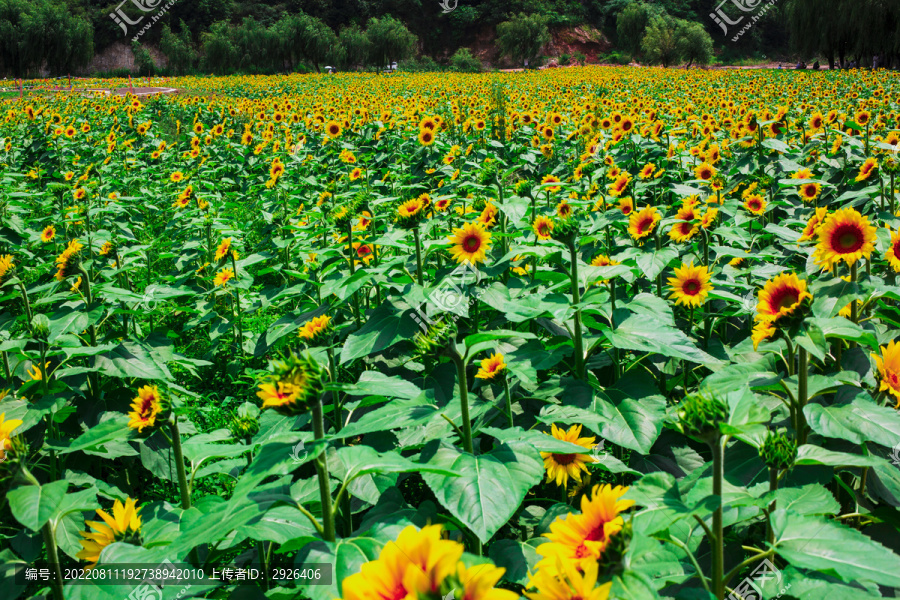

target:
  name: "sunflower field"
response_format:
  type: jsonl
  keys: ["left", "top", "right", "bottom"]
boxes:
{"left": 3, "top": 67, "right": 900, "bottom": 600}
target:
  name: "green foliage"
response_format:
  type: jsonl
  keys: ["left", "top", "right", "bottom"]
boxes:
{"left": 0, "top": 0, "right": 93, "bottom": 77}
{"left": 159, "top": 22, "right": 197, "bottom": 75}
{"left": 398, "top": 55, "right": 443, "bottom": 73}
{"left": 617, "top": 2, "right": 650, "bottom": 60}
{"left": 131, "top": 42, "right": 156, "bottom": 76}
{"left": 337, "top": 24, "right": 371, "bottom": 70}
{"left": 201, "top": 21, "right": 237, "bottom": 75}
{"left": 641, "top": 15, "right": 712, "bottom": 67}
{"left": 496, "top": 12, "right": 551, "bottom": 66}
{"left": 678, "top": 19, "right": 714, "bottom": 66}
{"left": 449, "top": 47, "right": 482, "bottom": 72}
{"left": 366, "top": 14, "right": 418, "bottom": 70}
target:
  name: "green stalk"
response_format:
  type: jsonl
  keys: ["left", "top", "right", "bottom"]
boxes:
{"left": 413, "top": 226, "right": 424, "bottom": 287}
{"left": 17, "top": 281, "right": 33, "bottom": 327}
{"left": 230, "top": 253, "right": 244, "bottom": 354}
{"left": 311, "top": 394, "right": 336, "bottom": 541}
{"left": 655, "top": 232, "right": 663, "bottom": 297}
{"left": 502, "top": 374, "right": 513, "bottom": 428}
{"left": 710, "top": 435, "right": 725, "bottom": 600}
{"left": 169, "top": 417, "right": 191, "bottom": 510}
{"left": 42, "top": 520, "right": 65, "bottom": 600}
{"left": 449, "top": 350, "right": 474, "bottom": 454}
{"left": 766, "top": 466, "right": 778, "bottom": 546}
{"left": 798, "top": 346, "right": 809, "bottom": 445}
{"left": 568, "top": 242, "right": 585, "bottom": 379}
{"left": 346, "top": 219, "right": 362, "bottom": 327}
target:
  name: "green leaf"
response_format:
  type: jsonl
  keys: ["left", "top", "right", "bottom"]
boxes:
{"left": 340, "top": 303, "right": 420, "bottom": 363}
{"left": 488, "top": 538, "right": 542, "bottom": 586}
{"left": 339, "top": 371, "right": 422, "bottom": 400}
{"left": 635, "top": 247, "right": 678, "bottom": 281}
{"left": 47, "top": 415, "right": 135, "bottom": 456}
{"left": 295, "top": 538, "right": 384, "bottom": 600}
{"left": 8, "top": 480, "right": 69, "bottom": 532}
{"left": 331, "top": 445, "right": 460, "bottom": 482}
{"left": 599, "top": 314, "right": 723, "bottom": 366}
{"left": 420, "top": 440, "right": 544, "bottom": 543}
{"left": 804, "top": 397, "right": 900, "bottom": 447}
{"left": 772, "top": 509, "right": 900, "bottom": 588}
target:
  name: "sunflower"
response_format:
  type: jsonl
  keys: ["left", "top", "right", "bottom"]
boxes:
{"left": 448, "top": 222, "right": 491, "bottom": 265}
{"left": 479, "top": 203, "right": 499, "bottom": 227}
{"left": 127, "top": 385, "right": 163, "bottom": 432}
{"left": 55, "top": 239, "right": 83, "bottom": 281}
{"left": 434, "top": 197, "right": 452, "bottom": 212}
{"left": 541, "top": 174, "right": 562, "bottom": 193}
{"left": 540, "top": 424, "right": 596, "bottom": 488}
{"left": 856, "top": 158, "right": 878, "bottom": 182}
{"left": 73, "top": 187, "right": 86, "bottom": 200}
{"left": 744, "top": 194, "right": 766, "bottom": 215}
{"left": 214, "top": 267, "right": 235, "bottom": 286}
{"left": 353, "top": 241, "right": 375, "bottom": 265}
{"left": 256, "top": 354, "right": 323, "bottom": 415}
{"left": 0, "top": 412, "right": 23, "bottom": 461}
{"left": 700, "top": 208, "right": 718, "bottom": 228}
{"left": 215, "top": 238, "right": 232, "bottom": 261}
{"left": 751, "top": 321, "right": 776, "bottom": 350}
{"left": 341, "top": 525, "right": 464, "bottom": 600}
{"left": 667, "top": 262, "right": 712, "bottom": 307}
{"left": 608, "top": 174, "right": 631, "bottom": 197}
{"left": 798, "top": 207, "right": 828, "bottom": 243}
{"left": 454, "top": 562, "right": 519, "bottom": 600}
{"left": 798, "top": 182, "right": 821, "bottom": 203}
{"left": 535, "top": 484, "right": 634, "bottom": 574}
{"left": 590, "top": 254, "right": 620, "bottom": 286}
{"left": 77, "top": 498, "right": 143, "bottom": 569}
{"left": 349, "top": 167, "right": 363, "bottom": 181}
{"left": 39, "top": 224, "right": 55, "bottom": 243}
{"left": 526, "top": 560, "right": 611, "bottom": 600}
{"left": 812, "top": 208, "right": 877, "bottom": 271}
{"left": 618, "top": 196, "right": 634, "bottom": 215}
{"left": 756, "top": 272, "right": 812, "bottom": 323}
{"left": 170, "top": 171, "right": 184, "bottom": 183}
{"left": 397, "top": 198, "right": 425, "bottom": 219}
{"left": 475, "top": 353, "right": 506, "bottom": 380}
{"left": 885, "top": 228, "right": 900, "bottom": 272}
{"left": 418, "top": 128, "right": 435, "bottom": 146}
{"left": 873, "top": 340, "right": 900, "bottom": 407}
{"left": 534, "top": 216, "right": 554, "bottom": 240}
{"left": 325, "top": 121, "right": 342, "bottom": 138}
{"left": 694, "top": 162, "right": 716, "bottom": 181}
{"left": 298, "top": 315, "right": 332, "bottom": 342}
{"left": 627, "top": 206, "right": 661, "bottom": 241}
{"left": 638, "top": 163, "right": 656, "bottom": 180}
{"left": 669, "top": 220, "right": 699, "bottom": 243}
{"left": 556, "top": 200, "right": 572, "bottom": 219}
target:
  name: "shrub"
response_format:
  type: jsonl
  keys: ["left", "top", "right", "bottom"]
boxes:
{"left": 449, "top": 48, "right": 482, "bottom": 73}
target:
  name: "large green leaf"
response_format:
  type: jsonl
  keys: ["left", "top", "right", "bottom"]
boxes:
{"left": 804, "top": 397, "right": 900, "bottom": 447}
{"left": 420, "top": 440, "right": 544, "bottom": 543}
{"left": 340, "top": 303, "right": 420, "bottom": 363}
{"left": 772, "top": 509, "right": 900, "bottom": 588}
{"left": 599, "top": 314, "right": 723, "bottom": 366}
{"left": 46, "top": 414, "right": 135, "bottom": 456}
{"left": 8, "top": 480, "right": 69, "bottom": 532}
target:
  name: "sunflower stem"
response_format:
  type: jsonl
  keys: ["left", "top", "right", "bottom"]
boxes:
{"left": 798, "top": 346, "right": 809, "bottom": 445}
{"left": 502, "top": 373, "right": 513, "bottom": 428}
{"left": 346, "top": 219, "right": 362, "bottom": 328}
{"left": 766, "top": 466, "right": 778, "bottom": 547}
{"left": 42, "top": 519, "right": 65, "bottom": 600}
{"left": 413, "top": 226, "right": 424, "bottom": 287}
{"left": 449, "top": 349, "right": 475, "bottom": 455}
{"left": 850, "top": 262, "right": 859, "bottom": 348}
{"left": 169, "top": 416, "right": 191, "bottom": 510}
{"left": 311, "top": 394, "right": 336, "bottom": 542}
{"left": 710, "top": 434, "right": 725, "bottom": 600}
{"left": 568, "top": 242, "right": 585, "bottom": 380}
{"left": 230, "top": 252, "right": 244, "bottom": 356}
{"left": 16, "top": 281, "right": 33, "bottom": 328}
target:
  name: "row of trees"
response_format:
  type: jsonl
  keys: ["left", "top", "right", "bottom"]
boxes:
{"left": 616, "top": 2, "right": 713, "bottom": 67}
{"left": 786, "top": 0, "right": 900, "bottom": 69}
{"left": 0, "top": 0, "right": 93, "bottom": 78}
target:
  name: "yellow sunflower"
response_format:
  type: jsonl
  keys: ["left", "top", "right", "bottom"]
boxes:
{"left": 667, "top": 262, "right": 712, "bottom": 307}
{"left": 885, "top": 228, "right": 900, "bottom": 272}
{"left": 127, "top": 385, "right": 163, "bottom": 432}
{"left": 447, "top": 222, "right": 492, "bottom": 265}
{"left": 41, "top": 225, "right": 56, "bottom": 242}
{"left": 77, "top": 498, "right": 143, "bottom": 569}
{"left": 534, "top": 216, "right": 554, "bottom": 240}
{"left": 856, "top": 158, "right": 878, "bottom": 182}
{"left": 756, "top": 272, "right": 812, "bottom": 323}
{"left": 812, "top": 208, "right": 877, "bottom": 272}
{"left": 798, "top": 207, "right": 828, "bottom": 243}
{"left": 475, "top": 353, "right": 506, "bottom": 380}
{"left": 214, "top": 267, "right": 235, "bottom": 286}
{"left": 873, "top": 340, "right": 900, "bottom": 407}
{"left": 627, "top": 206, "right": 661, "bottom": 241}
{"left": 535, "top": 484, "right": 634, "bottom": 574}
{"left": 526, "top": 559, "right": 611, "bottom": 600}
{"left": 298, "top": 315, "right": 332, "bottom": 342}
{"left": 214, "top": 238, "right": 232, "bottom": 261}
{"left": 540, "top": 424, "right": 596, "bottom": 488}
{"left": 0, "top": 412, "right": 24, "bottom": 461}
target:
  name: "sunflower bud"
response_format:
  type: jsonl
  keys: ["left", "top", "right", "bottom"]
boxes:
{"left": 759, "top": 430, "right": 797, "bottom": 471}
{"left": 676, "top": 391, "right": 728, "bottom": 444}
{"left": 413, "top": 317, "right": 457, "bottom": 358}
{"left": 228, "top": 402, "right": 260, "bottom": 439}
{"left": 550, "top": 215, "right": 580, "bottom": 247}
{"left": 256, "top": 352, "right": 325, "bottom": 416}
{"left": 31, "top": 314, "right": 50, "bottom": 340}
{"left": 514, "top": 179, "right": 531, "bottom": 197}
{"left": 478, "top": 161, "right": 498, "bottom": 186}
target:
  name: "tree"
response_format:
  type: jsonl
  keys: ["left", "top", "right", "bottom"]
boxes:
{"left": 0, "top": 0, "right": 92, "bottom": 77}
{"left": 131, "top": 42, "right": 156, "bottom": 76}
{"left": 617, "top": 2, "right": 650, "bottom": 61}
{"left": 160, "top": 22, "right": 197, "bottom": 75}
{"left": 337, "top": 24, "right": 371, "bottom": 70}
{"left": 449, "top": 47, "right": 482, "bottom": 73}
{"left": 201, "top": 21, "right": 237, "bottom": 74}
{"left": 677, "top": 20, "right": 714, "bottom": 66}
{"left": 641, "top": 15, "right": 682, "bottom": 67}
{"left": 296, "top": 14, "right": 340, "bottom": 73}
{"left": 366, "top": 15, "right": 417, "bottom": 71}
{"left": 496, "top": 12, "right": 551, "bottom": 66}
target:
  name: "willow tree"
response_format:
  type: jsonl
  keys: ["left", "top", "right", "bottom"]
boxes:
{"left": 0, "top": 0, "right": 92, "bottom": 77}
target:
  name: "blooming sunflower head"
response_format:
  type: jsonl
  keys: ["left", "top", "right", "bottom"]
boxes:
{"left": 873, "top": 340, "right": 900, "bottom": 407}
{"left": 55, "top": 239, "right": 84, "bottom": 281}
{"left": 475, "top": 353, "right": 506, "bottom": 380}
{"left": 627, "top": 206, "right": 661, "bottom": 241}
{"left": 667, "top": 262, "right": 713, "bottom": 308}
{"left": 127, "top": 385, "right": 168, "bottom": 434}
{"left": 298, "top": 315, "right": 332, "bottom": 344}
{"left": 77, "top": 498, "right": 143, "bottom": 569}
{"left": 0, "top": 254, "right": 14, "bottom": 283}
{"left": 396, "top": 196, "right": 429, "bottom": 229}
{"left": 0, "top": 412, "right": 24, "bottom": 463}
{"left": 756, "top": 272, "right": 812, "bottom": 323}
{"left": 533, "top": 215, "right": 554, "bottom": 240}
{"left": 447, "top": 222, "right": 492, "bottom": 265}
{"left": 41, "top": 225, "right": 56, "bottom": 243}
{"left": 539, "top": 424, "right": 596, "bottom": 489}
{"left": 256, "top": 353, "right": 325, "bottom": 416}
{"left": 812, "top": 207, "right": 877, "bottom": 272}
